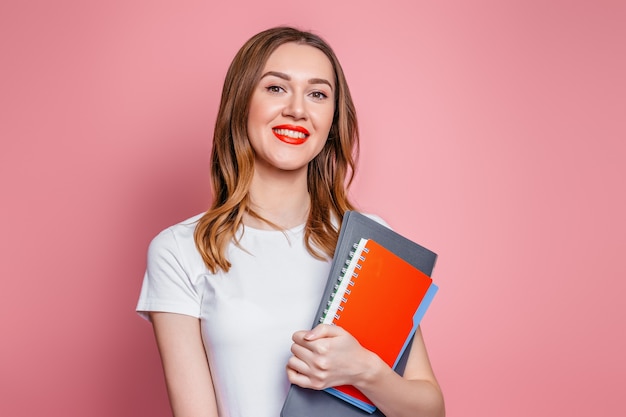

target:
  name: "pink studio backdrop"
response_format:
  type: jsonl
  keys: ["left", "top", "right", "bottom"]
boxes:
{"left": 1, "top": 1, "right": 624, "bottom": 416}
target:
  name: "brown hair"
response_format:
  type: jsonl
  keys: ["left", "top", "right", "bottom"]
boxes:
{"left": 194, "top": 26, "right": 359, "bottom": 273}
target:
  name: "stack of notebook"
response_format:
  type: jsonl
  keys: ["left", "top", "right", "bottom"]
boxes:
{"left": 281, "top": 211, "right": 439, "bottom": 417}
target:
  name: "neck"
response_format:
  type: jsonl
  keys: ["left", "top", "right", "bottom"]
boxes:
{"left": 244, "top": 168, "right": 310, "bottom": 230}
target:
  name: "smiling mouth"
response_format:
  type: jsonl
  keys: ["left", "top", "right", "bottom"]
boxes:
{"left": 272, "top": 126, "right": 310, "bottom": 145}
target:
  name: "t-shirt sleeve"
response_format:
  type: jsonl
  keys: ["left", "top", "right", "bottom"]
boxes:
{"left": 136, "top": 228, "right": 202, "bottom": 321}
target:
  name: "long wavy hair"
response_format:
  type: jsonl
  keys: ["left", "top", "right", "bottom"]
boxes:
{"left": 194, "top": 26, "right": 359, "bottom": 273}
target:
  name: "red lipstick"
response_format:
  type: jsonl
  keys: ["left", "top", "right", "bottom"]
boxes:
{"left": 272, "top": 124, "right": 310, "bottom": 145}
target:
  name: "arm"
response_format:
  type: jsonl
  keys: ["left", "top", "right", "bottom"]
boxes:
{"left": 150, "top": 312, "right": 219, "bottom": 417}
{"left": 287, "top": 325, "right": 445, "bottom": 417}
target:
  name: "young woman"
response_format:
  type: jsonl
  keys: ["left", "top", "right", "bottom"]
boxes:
{"left": 137, "top": 26, "right": 445, "bottom": 417}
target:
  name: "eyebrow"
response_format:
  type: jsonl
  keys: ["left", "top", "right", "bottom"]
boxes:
{"left": 260, "top": 71, "right": 334, "bottom": 91}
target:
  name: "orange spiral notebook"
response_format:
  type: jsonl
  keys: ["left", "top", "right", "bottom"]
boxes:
{"left": 318, "top": 238, "right": 438, "bottom": 412}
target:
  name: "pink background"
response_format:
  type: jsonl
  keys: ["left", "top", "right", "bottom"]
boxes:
{"left": 1, "top": 1, "right": 624, "bottom": 416}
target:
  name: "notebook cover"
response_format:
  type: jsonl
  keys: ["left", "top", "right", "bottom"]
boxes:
{"left": 281, "top": 211, "right": 438, "bottom": 417}
{"left": 321, "top": 239, "right": 437, "bottom": 412}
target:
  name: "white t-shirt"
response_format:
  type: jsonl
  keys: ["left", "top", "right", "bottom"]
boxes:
{"left": 136, "top": 213, "right": 331, "bottom": 417}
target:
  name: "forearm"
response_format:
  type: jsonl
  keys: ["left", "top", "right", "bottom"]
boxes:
{"left": 356, "top": 353, "right": 445, "bottom": 417}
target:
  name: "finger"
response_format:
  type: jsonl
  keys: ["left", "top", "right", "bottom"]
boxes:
{"left": 292, "top": 329, "right": 326, "bottom": 352}
{"left": 286, "top": 360, "right": 327, "bottom": 390}
{"left": 286, "top": 354, "right": 309, "bottom": 375}
{"left": 286, "top": 365, "right": 315, "bottom": 388}
{"left": 303, "top": 323, "right": 340, "bottom": 341}
{"left": 291, "top": 329, "right": 308, "bottom": 343}
{"left": 290, "top": 340, "right": 315, "bottom": 361}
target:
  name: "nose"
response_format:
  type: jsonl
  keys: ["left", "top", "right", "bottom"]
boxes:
{"left": 282, "top": 93, "right": 307, "bottom": 120}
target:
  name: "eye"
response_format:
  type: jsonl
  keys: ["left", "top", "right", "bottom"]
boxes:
{"left": 309, "top": 91, "right": 328, "bottom": 100}
{"left": 266, "top": 85, "right": 285, "bottom": 94}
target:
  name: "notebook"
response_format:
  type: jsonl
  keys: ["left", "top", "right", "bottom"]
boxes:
{"left": 281, "top": 211, "right": 438, "bottom": 417}
{"left": 318, "top": 238, "right": 438, "bottom": 412}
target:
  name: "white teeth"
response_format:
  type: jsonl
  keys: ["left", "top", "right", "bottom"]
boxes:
{"left": 273, "top": 128, "right": 307, "bottom": 139}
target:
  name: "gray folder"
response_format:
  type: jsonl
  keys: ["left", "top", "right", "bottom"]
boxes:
{"left": 280, "top": 211, "right": 438, "bottom": 417}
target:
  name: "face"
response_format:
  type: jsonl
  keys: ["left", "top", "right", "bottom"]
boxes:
{"left": 247, "top": 42, "right": 335, "bottom": 176}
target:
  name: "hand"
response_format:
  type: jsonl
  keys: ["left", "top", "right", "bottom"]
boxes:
{"left": 286, "top": 324, "right": 377, "bottom": 390}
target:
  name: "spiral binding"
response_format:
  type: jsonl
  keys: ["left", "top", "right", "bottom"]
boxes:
{"left": 319, "top": 239, "right": 370, "bottom": 324}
